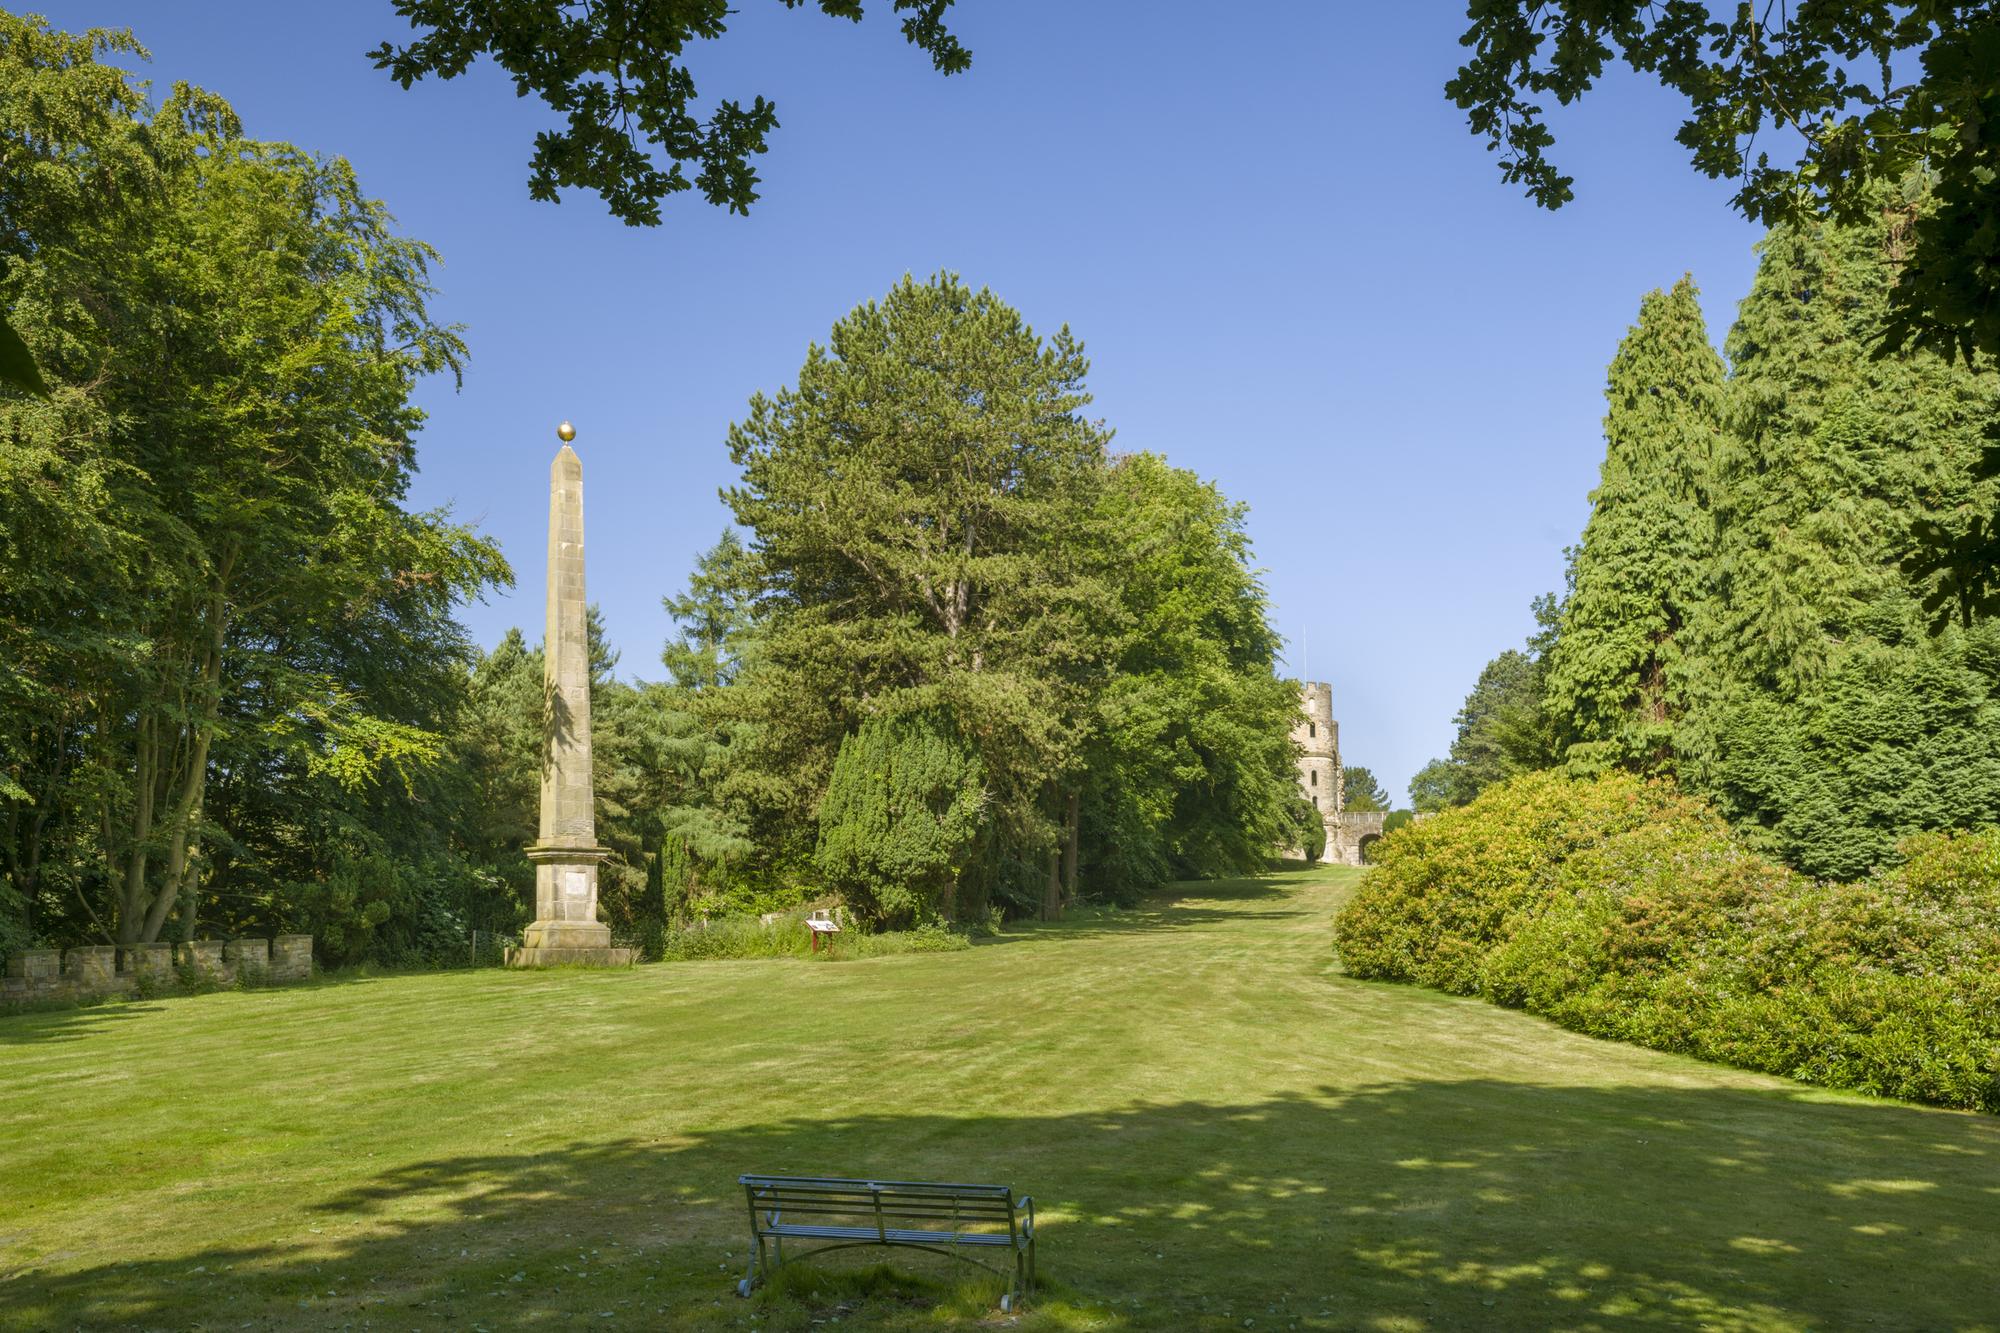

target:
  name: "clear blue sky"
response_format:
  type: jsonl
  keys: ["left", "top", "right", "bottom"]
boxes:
{"left": 50, "top": 1, "right": 1763, "bottom": 803}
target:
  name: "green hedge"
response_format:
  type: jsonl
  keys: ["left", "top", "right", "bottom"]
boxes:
{"left": 1335, "top": 772, "right": 2000, "bottom": 1112}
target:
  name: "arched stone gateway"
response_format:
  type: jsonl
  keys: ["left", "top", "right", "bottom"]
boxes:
{"left": 1338, "top": 811, "right": 1387, "bottom": 867}
{"left": 1286, "top": 683, "right": 1384, "bottom": 867}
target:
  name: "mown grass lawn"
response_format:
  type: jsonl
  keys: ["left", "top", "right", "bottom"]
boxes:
{"left": 3, "top": 865, "right": 1997, "bottom": 1331}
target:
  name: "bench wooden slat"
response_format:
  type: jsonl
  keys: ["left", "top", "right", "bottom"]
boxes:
{"left": 745, "top": 1185, "right": 1015, "bottom": 1201}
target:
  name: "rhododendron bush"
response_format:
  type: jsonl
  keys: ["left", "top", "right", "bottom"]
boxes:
{"left": 1336, "top": 772, "right": 2000, "bottom": 1111}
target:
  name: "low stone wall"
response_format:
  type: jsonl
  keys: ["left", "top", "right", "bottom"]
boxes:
{"left": 0, "top": 935, "right": 312, "bottom": 1006}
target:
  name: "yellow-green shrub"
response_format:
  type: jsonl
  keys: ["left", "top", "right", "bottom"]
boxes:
{"left": 1335, "top": 774, "right": 2000, "bottom": 1111}
{"left": 1333, "top": 770, "right": 1703, "bottom": 992}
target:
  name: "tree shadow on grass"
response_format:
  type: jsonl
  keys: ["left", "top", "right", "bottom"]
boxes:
{"left": 14, "top": 1079, "right": 2000, "bottom": 1329}
{"left": 0, "top": 968, "right": 465, "bottom": 1046}
{"left": 0, "top": 997, "right": 169, "bottom": 1046}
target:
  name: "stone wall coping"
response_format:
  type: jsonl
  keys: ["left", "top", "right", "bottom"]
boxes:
{"left": 0, "top": 934, "right": 314, "bottom": 1007}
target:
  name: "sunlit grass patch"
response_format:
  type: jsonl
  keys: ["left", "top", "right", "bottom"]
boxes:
{"left": 3, "top": 865, "right": 1998, "bottom": 1330}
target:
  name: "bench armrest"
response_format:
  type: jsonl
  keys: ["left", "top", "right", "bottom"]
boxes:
{"left": 1016, "top": 1195, "right": 1034, "bottom": 1238}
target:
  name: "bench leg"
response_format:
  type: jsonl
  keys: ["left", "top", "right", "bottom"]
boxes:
{"left": 737, "top": 1236, "right": 765, "bottom": 1298}
{"left": 1001, "top": 1245, "right": 1027, "bottom": 1312}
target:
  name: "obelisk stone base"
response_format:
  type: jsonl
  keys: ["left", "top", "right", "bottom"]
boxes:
{"left": 508, "top": 843, "right": 633, "bottom": 967}
{"left": 508, "top": 918, "right": 635, "bottom": 966}
{"left": 506, "top": 945, "right": 637, "bottom": 967}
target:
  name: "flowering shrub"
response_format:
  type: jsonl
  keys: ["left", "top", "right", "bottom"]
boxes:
{"left": 1334, "top": 773, "right": 2000, "bottom": 1112}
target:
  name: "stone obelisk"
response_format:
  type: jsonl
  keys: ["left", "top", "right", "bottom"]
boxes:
{"left": 509, "top": 422, "right": 633, "bottom": 967}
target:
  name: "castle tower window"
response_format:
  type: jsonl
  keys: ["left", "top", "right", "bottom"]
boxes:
{"left": 1312, "top": 795, "right": 1319, "bottom": 808}
{"left": 1310, "top": 771, "right": 1317, "bottom": 786}
{"left": 1308, "top": 722, "right": 1316, "bottom": 738}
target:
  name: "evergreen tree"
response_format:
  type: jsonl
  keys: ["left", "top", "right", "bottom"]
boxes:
{"left": 1683, "top": 195, "right": 2000, "bottom": 878}
{"left": 1341, "top": 767, "right": 1391, "bottom": 812}
{"left": 1544, "top": 277, "right": 1725, "bottom": 774}
{"left": 660, "top": 531, "right": 760, "bottom": 692}
{"left": 721, "top": 273, "right": 1117, "bottom": 895}
{"left": 816, "top": 710, "right": 986, "bottom": 926}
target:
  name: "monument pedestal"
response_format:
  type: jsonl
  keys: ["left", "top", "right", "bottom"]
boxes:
{"left": 507, "top": 944, "right": 636, "bottom": 966}
{"left": 507, "top": 925, "right": 636, "bottom": 967}
{"left": 509, "top": 843, "right": 633, "bottom": 967}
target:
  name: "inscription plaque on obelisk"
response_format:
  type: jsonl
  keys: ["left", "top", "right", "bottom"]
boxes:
{"left": 507, "top": 423, "right": 634, "bottom": 967}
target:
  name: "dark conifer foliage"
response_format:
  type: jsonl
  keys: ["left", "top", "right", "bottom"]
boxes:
{"left": 1683, "top": 204, "right": 2000, "bottom": 878}
{"left": 1545, "top": 277, "right": 1725, "bottom": 775}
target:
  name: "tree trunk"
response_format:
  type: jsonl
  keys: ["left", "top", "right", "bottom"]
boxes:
{"left": 177, "top": 878, "right": 201, "bottom": 943}
{"left": 1041, "top": 847, "right": 1062, "bottom": 922}
{"left": 1061, "top": 789, "right": 1079, "bottom": 905}
{"left": 122, "top": 576, "right": 229, "bottom": 945}
{"left": 115, "top": 713, "right": 160, "bottom": 947}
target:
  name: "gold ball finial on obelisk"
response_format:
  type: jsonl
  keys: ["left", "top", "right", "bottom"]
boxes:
{"left": 557, "top": 420, "right": 576, "bottom": 443}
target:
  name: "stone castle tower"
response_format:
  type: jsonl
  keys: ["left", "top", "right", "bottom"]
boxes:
{"left": 1291, "top": 682, "right": 1342, "bottom": 856}
{"left": 1291, "top": 681, "right": 1385, "bottom": 865}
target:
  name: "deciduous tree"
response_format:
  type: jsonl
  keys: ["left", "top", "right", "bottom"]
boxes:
{"left": 1449, "top": 2, "right": 2000, "bottom": 363}
{"left": 0, "top": 16, "right": 505, "bottom": 947}
{"left": 372, "top": 0, "right": 970, "bottom": 226}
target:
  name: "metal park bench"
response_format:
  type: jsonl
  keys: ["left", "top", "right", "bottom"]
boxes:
{"left": 736, "top": 1174, "right": 1037, "bottom": 1311}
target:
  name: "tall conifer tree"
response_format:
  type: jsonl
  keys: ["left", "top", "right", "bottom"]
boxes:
{"left": 1683, "top": 194, "right": 2000, "bottom": 879}
{"left": 1545, "top": 277, "right": 1724, "bottom": 774}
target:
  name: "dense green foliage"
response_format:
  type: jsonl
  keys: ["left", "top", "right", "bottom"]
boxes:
{"left": 617, "top": 274, "right": 1304, "bottom": 928}
{"left": 1419, "top": 200, "right": 2000, "bottom": 879}
{"left": 1543, "top": 277, "right": 1724, "bottom": 776}
{"left": 1340, "top": 767, "right": 1389, "bottom": 813}
{"left": 372, "top": 0, "right": 970, "bottom": 226}
{"left": 716, "top": 273, "right": 1114, "bottom": 900}
{"left": 0, "top": 17, "right": 507, "bottom": 961}
{"left": 1079, "top": 454, "right": 1303, "bottom": 900}
{"left": 1339, "top": 772, "right": 2000, "bottom": 1111}
{"left": 1682, "top": 201, "right": 2000, "bottom": 878}
{"left": 0, "top": 18, "right": 1302, "bottom": 964}
{"left": 817, "top": 710, "right": 986, "bottom": 925}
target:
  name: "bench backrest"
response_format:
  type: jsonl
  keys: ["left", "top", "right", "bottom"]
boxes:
{"left": 741, "top": 1175, "right": 1019, "bottom": 1231}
